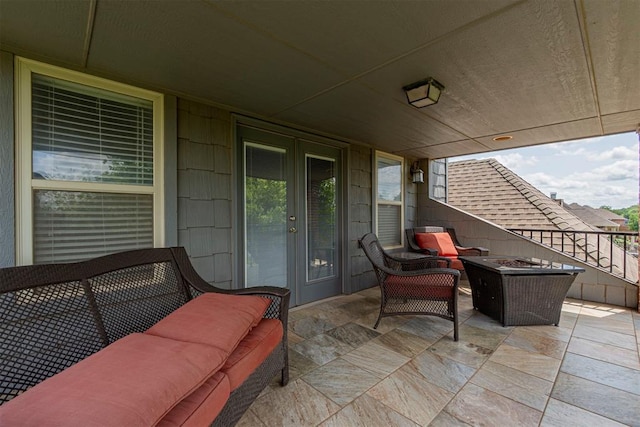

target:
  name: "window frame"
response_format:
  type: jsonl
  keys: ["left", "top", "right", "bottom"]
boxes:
{"left": 374, "top": 150, "right": 405, "bottom": 249}
{"left": 15, "top": 57, "right": 165, "bottom": 265}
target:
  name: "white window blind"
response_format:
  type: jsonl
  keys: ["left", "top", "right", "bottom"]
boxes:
{"left": 376, "top": 152, "right": 404, "bottom": 248}
{"left": 377, "top": 204, "right": 401, "bottom": 247}
{"left": 34, "top": 191, "right": 153, "bottom": 264}
{"left": 17, "top": 60, "right": 162, "bottom": 265}
{"left": 31, "top": 74, "right": 153, "bottom": 185}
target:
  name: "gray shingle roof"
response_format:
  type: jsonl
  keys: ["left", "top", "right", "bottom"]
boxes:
{"left": 448, "top": 158, "right": 597, "bottom": 232}
{"left": 564, "top": 203, "right": 620, "bottom": 229}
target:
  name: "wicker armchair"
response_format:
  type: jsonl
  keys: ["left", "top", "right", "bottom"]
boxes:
{"left": 359, "top": 233, "right": 460, "bottom": 340}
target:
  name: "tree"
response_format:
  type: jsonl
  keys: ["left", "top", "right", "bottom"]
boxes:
{"left": 627, "top": 209, "right": 638, "bottom": 231}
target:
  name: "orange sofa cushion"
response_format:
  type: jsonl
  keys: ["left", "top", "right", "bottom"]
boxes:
{"left": 145, "top": 293, "right": 271, "bottom": 356}
{"left": 157, "top": 372, "right": 230, "bottom": 427}
{"left": 0, "top": 334, "right": 228, "bottom": 427}
{"left": 222, "top": 318, "right": 283, "bottom": 390}
{"left": 415, "top": 232, "right": 458, "bottom": 257}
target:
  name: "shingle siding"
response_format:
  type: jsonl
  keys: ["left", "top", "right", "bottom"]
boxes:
{"left": 349, "top": 145, "right": 375, "bottom": 293}
{"left": 177, "top": 99, "right": 233, "bottom": 289}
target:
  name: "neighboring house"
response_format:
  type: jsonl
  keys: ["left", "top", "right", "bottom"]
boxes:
{"left": 593, "top": 206, "right": 629, "bottom": 229}
{"left": 564, "top": 203, "right": 622, "bottom": 232}
{"left": 448, "top": 158, "right": 637, "bottom": 281}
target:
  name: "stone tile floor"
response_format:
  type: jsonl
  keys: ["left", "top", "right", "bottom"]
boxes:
{"left": 239, "top": 283, "right": 640, "bottom": 426}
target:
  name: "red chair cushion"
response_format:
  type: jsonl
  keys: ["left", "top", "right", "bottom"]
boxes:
{"left": 0, "top": 334, "right": 229, "bottom": 427}
{"left": 145, "top": 293, "right": 271, "bottom": 356}
{"left": 222, "top": 319, "right": 283, "bottom": 390}
{"left": 415, "top": 232, "right": 459, "bottom": 257}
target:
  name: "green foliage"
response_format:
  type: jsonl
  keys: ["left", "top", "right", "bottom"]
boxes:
{"left": 245, "top": 177, "right": 286, "bottom": 226}
{"left": 103, "top": 157, "right": 153, "bottom": 185}
{"left": 627, "top": 210, "right": 638, "bottom": 231}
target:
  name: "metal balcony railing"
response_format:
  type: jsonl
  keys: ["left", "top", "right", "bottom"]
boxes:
{"left": 507, "top": 228, "right": 639, "bottom": 282}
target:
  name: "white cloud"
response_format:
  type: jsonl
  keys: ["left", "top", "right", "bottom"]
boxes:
{"left": 524, "top": 169, "right": 638, "bottom": 208}
{"left": 491, "top": 153, "right": 538, "bottom": 169}
{"left": 525, "top": 172, "right": 590, "bottom": 190}
{"left": 548, "top": 135, "right": 637, "bottom": 163}
{"left": 547, "top": 137, "right": 604, "bottom": 157}
{"left": 524, "top": 172, "right": 556, "bottom": 187}
{"left": 586, "top": 145, "right": 638, "bottom": 161}
{"left": 550, "top": 145, "right": 589, "bottom": 157}
{"left": 563, "top": 160, "right": 639, "bottom": 182}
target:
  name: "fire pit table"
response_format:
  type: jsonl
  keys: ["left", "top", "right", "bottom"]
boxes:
{"left": 459, "top": 256, "right": 584, "bottom": 326}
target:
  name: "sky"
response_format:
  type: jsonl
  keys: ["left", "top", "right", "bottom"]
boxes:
{"left": 448, "top": 131, "right": 639, "bottom": 209}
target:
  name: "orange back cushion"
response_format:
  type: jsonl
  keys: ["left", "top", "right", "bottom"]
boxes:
{"left": 414, "top": 232, "right": 458, "bottom": 257}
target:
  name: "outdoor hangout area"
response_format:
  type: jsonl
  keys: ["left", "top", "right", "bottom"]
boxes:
{"left": 1, "top": 1, "right": 639, "bottom": 426}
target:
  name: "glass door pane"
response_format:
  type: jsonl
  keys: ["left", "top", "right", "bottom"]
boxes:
{"left": 244, "top": 142, "right": 289, "bottom": 288}
{"left": 306, "top": 155, "right": 336, "bottom": 281}
{"left": 297, "top": 141, "right": 342, "bottom": 305}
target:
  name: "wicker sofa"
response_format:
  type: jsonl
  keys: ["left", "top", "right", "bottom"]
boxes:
{"left": 0, "top": 247, "right": 289, "bottom": 426}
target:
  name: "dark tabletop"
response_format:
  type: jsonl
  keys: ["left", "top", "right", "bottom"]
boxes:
{"left": 459, "top": 256, "right": 585, "bottom": 275}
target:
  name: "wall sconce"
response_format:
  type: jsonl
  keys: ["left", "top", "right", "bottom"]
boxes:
{"left": 410, "top": 161, "right": 424, "bottom": 184}
{"left": 402, "top": 77, "right": 445, "bottom": 108}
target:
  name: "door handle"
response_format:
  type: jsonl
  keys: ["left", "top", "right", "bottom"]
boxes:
{"left": 289, "top": 227, "right": 297, "bottom": 233}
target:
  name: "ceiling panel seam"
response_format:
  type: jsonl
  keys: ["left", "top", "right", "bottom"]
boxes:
{"left": 472, "top": 115, "right": 603, "bottom": 140}
{"left": 81, "top": 0, "right": 98, "bottom": 68}
{"left": 393, "top": 139, "right": 492, "bottom": 155}
{"left": 575, "top": 0, "right": 604, "bottom": 135}
{"left": 202, "top": 0, "right": 350, "bottom": 79}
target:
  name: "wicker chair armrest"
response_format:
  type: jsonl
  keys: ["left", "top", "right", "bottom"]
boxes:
{"left": 379, "top": 264, "right": 460, "bottom": 278}
{"left": 405, "top": 229, "right": 420, "bottom": 252}
{"left": 386, "top": 254, "right": 451, "bottom": 270}
{"left": 405, "top": 229, "right": 438, "bottom": 256}
{"left": 415, "top": 247, "right": 439, "bottom": 256}
{"left": 455, "top": 246, "right": 490, "bottom": 256}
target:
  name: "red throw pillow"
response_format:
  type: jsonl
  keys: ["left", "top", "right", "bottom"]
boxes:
{"left": 415, "top": 232, "right": 459, "bottom": 257}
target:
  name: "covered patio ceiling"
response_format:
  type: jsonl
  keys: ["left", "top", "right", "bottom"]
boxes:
{"left": 1, "top": 0, "right": 638, "bottom": 159}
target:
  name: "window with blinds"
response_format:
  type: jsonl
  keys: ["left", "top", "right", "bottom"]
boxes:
{"left": 31, "top": 74, "right": 154, "bottom": 185}
{"left": 16, "top": 58, "right": 163, "bottom": 265}
{"left": 376, "top": 152, "right": 403, "bottom": 248}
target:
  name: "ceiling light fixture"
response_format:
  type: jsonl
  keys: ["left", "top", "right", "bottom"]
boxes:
{"left": 403, "top": 77, "right": 445, "bottom": 108}
{"left": 492, "top": 135, "right": 513, "bottom": 142}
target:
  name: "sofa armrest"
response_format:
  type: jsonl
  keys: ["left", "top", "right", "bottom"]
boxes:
{"left": 170, "top": 247, "right": 290, "bottom": 323}
{"left": 228, "top": 287, "right": 291, "bottom": 323}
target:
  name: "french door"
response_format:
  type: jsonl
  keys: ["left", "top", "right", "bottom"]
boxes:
{"left": 238, "top": 125, "right": 342, "bottom": 306}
